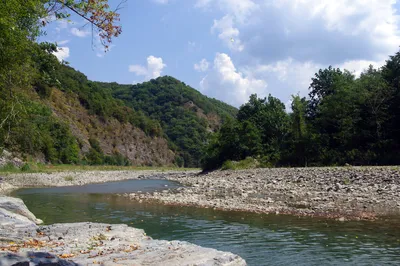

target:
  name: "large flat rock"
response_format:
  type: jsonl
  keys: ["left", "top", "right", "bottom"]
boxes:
{"left": 0, "top": 196, "right": 246, "bottom": 265}
{"left": 1, "top": 222, "right": 246, "bottom": 266}
{"left": 0, "top": 196, "right": 42, "bottom": 224}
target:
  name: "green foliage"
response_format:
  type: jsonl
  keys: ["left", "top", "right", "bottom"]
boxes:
{"left": 202, "top": 55, "right": 400, "bottom": 170}
{"left": 0, "top": 163, "right": 19, "bottom": 172}
{"left": 100, "top": 76, "right": 237, "bottom": 167}
{"left": 56, "top": 66, "right": 164, "bottom": 138}
{"left": 221, "top": 157, "right": 260, "bottom": 170}
{"left": 84, "top": 138, "right": 130, "bottom": 166}
{"left": 21, "top": 163, "right": 31, "bottom": 172}
{"left": 174, "top": 155, "right": 184, "bottom": 167}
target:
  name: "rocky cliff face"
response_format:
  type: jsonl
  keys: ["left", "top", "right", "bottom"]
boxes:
{"left": 49, "top": 89, "right": 175, "bottom": 166}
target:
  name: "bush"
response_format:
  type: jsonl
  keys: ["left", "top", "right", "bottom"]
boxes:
{"left": 0, "top": 163, "right": 18, "bottom": 172}
{"left": 221, "top": 157, "right": 260, "bottom": 170}
{"left": 221, "top": 160, "right": 235, "bottom": 170}
{"left": 20, "top": 163, "right": 31, "bottom": 172}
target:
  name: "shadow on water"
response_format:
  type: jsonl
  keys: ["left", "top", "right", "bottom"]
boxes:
{"left": 13, "top": 179, "right": 400, "bottom": 266}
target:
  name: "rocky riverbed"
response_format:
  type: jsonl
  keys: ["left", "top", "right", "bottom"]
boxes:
{"left": 0, "top": 196, "right": 246, "bottom": 266}
{"left": 127, "top": 167, "right": 400, "bottom": 220}
{"left": 0, "top": 170, "right": 197, "bottom": 194}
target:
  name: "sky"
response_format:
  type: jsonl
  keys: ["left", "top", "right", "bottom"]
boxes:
{"left": 45, "top": 0, "right": 400, "bottom": 108}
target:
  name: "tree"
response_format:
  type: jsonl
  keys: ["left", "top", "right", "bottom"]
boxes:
{"left": 44, "top": 0, "right": 124, "bottom": 50}
{"left": 308, "top": 67, "right": 354, "bottom": 118}
{"left": 0, "top": 0, "right": 124, "bottom": 164}
{"left": 288, "top": 95, "right": 309, "bottom": 166}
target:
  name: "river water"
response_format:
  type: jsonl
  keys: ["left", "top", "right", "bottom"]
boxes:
{"left": 13, "top": 179, "right": 400, "bottom": 265}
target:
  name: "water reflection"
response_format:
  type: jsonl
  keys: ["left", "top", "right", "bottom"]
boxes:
{"left": 14, "top": 182, "right": 400, "bottom": 266}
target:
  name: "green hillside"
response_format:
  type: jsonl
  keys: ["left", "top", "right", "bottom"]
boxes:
{"left": 0, "top": 4, "right": 237, "bottom": 168}
{"left": 96, "top": 77, "right": 237, "bottom": 167}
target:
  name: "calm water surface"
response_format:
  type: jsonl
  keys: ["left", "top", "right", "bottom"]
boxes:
{"left": 13, "top": 180, "right": 400, "bottom": 266}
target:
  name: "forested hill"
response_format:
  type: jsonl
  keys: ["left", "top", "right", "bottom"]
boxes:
{"left": 95, "top": 77, "right": 238, "bottom": 167}
{"left": 1, "top": 47, "right": 237, "bottom": 167}
{"left": 1, "top": 0, "right": 239, "bottom": 168}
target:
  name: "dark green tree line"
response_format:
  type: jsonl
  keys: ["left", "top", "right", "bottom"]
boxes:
{"left": 202, "top": 51, "right": 400, "bottom": 170}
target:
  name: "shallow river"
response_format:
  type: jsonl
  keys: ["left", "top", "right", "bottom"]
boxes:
{"left": 13, "top": 179, "right": 400, "bottom": 265}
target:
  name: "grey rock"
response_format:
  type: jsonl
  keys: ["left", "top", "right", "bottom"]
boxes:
{"left": 0, "top": 252, "right": 79, "bottom": 266}
{"left": 0, "top": 196, "right": 43, "bottom": 224}
{"left": 0, "top": 198, "right": 246, "bottom": 266}
{"left": 1, "top": 222, "right": 246, "bottom": 266}
{"left": 0, "top": 207, "right": 37, "bottom": 241}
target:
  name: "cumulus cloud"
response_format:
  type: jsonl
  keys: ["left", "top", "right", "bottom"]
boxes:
{"left": 196, "top": 0, "right": 400, "bottom": 106}
{"left": 52, "top": 47, "right": 70, "bottom": 61}
{"left": 200, "top": 53, "right": 267, "bottom": 107}
{"left": 211, "top": 15, "right": 244, "bottom": 52}
{"left": 225, "top": 0, "right": 399, "bottom": 65}
{"left": 194, "top": 59, "right": 210, "bottom": 72}
{"left": 339, "top": 59, "right": 386, "bottom": 77}
{"left": 129, "top": 56, "right": 167, "bottom": 80}
{"left": 71, "top": 27, "right": 91, "bottom": 37}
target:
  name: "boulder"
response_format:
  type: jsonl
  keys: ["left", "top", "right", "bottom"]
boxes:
{"left": 0, "top": 207, "right": 37, "bottom": 241}
{"left": 0, "top": 196, "right": 43, "bottom": 224}
{"left": 1, "top": 222, "right": 247, "bottom": 266}
{"left": 0, "top": 197, "right": 247, "bottom": 265}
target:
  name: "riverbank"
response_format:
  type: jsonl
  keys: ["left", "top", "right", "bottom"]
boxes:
{"left": 127, "top": 166, "right": 400, "bottom": 220}
{"left": 0, "top": 169, "right": 198, "bottom": 194}
{"left": 2, "top": 166, "right": 400, "bottom": 220}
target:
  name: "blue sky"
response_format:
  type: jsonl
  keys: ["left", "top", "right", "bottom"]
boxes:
{"left": 46, "top": 0, "right": 400, "bottom": 108}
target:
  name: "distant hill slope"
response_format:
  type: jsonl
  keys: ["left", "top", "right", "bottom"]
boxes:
{"left": 1, "top": 56, "right": 236, "bottom": 167}
{"left": 96, "top": 76, "right": 237, "bottom": 167}
{"left": 50, "top": 66, "right": 175, "bottom": 166}
{"left": 0, "top": 62, "right": 175, "bottom": 167}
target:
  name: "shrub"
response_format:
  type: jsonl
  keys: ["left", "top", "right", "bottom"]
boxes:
{"left": 20, "top": 163, "right": 31, "bottom": 172}
{"left": 0, "top": 163, "right": 18, "bottom": 172}
{"left": 221, "top": 157, "right": 260, "bottom": 170}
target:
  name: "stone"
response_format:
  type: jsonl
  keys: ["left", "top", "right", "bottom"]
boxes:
{"left": 0, "top": 198, "right": 247, "bottom": 266}
{"left": 0, "top": 197, "right": 43, "bottom": 224}
{"left": 1, "top": 223, "right": 246, "bottom": 266}
{"left": 0, "top": 207, "right": 37, "bottom": 241}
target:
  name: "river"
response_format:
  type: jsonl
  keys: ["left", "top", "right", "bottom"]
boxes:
{"left": 13, "top": 179, "right": 400, "bottom": 265}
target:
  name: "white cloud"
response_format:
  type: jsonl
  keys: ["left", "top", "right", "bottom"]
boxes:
{"left": 71, "top": 27, "right": 90, "bottom": 37}
{"left": 129, "top": 56, "right": 167, "bottom": 80}
{"left": 195, "top": 0, "right": 400, "bottom": 105}
{"left": 250, "top": 58, "right": 322, "bottom": 98}
{"left": 52, "top": 47, "right": 70, "bottom": 61}
{"left": 57, "top": 40, "right": 70, "bottom": 45}
{"left": 339, "top": 59, "right": 385, "bottom": 77}
{"left": 211, "top": 15, "right": 244, "bottom": 52}
{"left": 242, "top": 57, "right": 386, "bottom": 106}
{"left": 55, "top": 19, "right": 69, "bottom": 32}
{"left": 200, "top": 53, "right": 267, "bottom": 107}
{"left": 194, "top": 59, "right": 210, "bottom": 72}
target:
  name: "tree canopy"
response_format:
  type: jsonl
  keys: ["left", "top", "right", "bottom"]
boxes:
{"left": 202, "top": 54, "right": 400, "bottom": 170}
